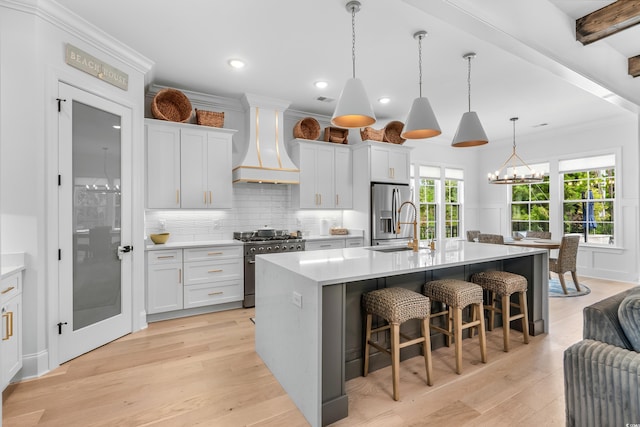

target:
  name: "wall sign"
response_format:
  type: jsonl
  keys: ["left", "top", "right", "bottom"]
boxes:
{"left": 65, "top": 44, "right": 128, "bottom": 91}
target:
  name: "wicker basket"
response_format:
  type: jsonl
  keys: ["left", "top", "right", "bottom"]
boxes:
{"left": 195, "top": 109, "right": 224, "bottom": 128}
{"left": 383, "top": 121, "right": 406, "bottom": 145}
{"left": 293, "top": 117, "right": 321, "bottom": 140}
{"left": 151, "top": 88, "right": 192, "bottom": 123}
{"left": 324, "top": 127, "right": 349, "bottom": 144}
{"left": 360, "top": 127, "right": 384, "bottom": 142}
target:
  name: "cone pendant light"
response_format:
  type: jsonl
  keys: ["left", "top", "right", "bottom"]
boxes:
{"left": 401, "top": 30, "right": 441, "bottom": 140}
{"left": 452, "top": 53, "right": 488, "bottom": 147}
{"left": 331, "top": 1, "right": 376, "bottom": 129}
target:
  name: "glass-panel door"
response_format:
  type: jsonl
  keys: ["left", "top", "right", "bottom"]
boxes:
{"left": 72, "top": 102, "right": 122, "bottom": 329}
{"left": 58, "top": 82, "right": 132, "bottom": 363}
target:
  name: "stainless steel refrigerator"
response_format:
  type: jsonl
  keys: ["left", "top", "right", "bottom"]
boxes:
{"left": 371, "top": 183, "right": 414, "bottom": 246}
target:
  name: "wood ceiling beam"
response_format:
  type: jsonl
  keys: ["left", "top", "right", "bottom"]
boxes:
{"left": 576, "top": 0, "right": 640, "bottom": 45}
{"left": 630, "top": 55, "right": 640, "bottom": 78}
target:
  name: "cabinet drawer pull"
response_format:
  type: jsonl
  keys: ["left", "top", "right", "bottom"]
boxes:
{"left": 176, "top": 189, "right": 180, "bottom": 204}
{"left": 8, "top": 311, "right": 13, "bottom": 338}
{"left": 157, "top": 255, "right": 174, "bottom": 259}
{"left": 2, "top": 312, "right": 9, "bottom": 341}
{"left": 209, "top": 191, "right": 212, "bottom": 204}
{"left": 204, "top": 191, "right": 207, "bottom": 204}
{"left": 336, "top": 194, "right": 339, "bottom": 205}
{"left": 208, "top": 269, "right": 223, "bottom": 273}
{"left": 208, "top": 291, "right": 223, "bottom": 296}
{"left": 320, "top": 244, "right": 331, "bottom": 248}
{"left": 178, "top": 268, "right": 182, "bottom": 284}
{"left": 1, "top": 286, "right": 15, "bottom": 294}
{"left": 207, "top": 252, "right": 223, "bottom": 256}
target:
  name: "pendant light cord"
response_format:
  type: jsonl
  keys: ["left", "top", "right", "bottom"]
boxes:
{"left": 467, "top": 56, "right": 472, "bottom": 112}
{"left": 351, "top": 6, "right": 356, "bottom": 79}
{"left": 418, "top": 34, "right": 423, "bottom": 98}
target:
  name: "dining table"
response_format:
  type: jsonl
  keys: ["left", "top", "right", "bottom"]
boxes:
{"left": 504, "top": 238, "right": 561, "bottom": 250}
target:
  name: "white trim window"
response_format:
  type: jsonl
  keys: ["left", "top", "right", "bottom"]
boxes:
{"left": 560, "top": 154, "right": 616, "bottom": 245}
{"left": 510, "top": 165, "right": 550, "bottom": 234}
{"left": 444, "top": 168, "right": 463, "bottom": 239}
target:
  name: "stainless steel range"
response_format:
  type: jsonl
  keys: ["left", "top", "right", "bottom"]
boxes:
{"left": 234, "top": 229, "right": 305, "bottom": 308}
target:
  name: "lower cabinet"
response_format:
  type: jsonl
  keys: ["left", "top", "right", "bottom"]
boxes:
{"left": 146, "top": 245, "right": 243, "bottom": 315}
{"left": 306, "top": 237, "right": 364, "bottom": 251}
{"left": 1, "top": 270, "right": 22, "bottom": 389}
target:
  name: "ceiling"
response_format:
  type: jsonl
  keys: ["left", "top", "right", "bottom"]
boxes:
{"left": 55, "top": 0, "right": 639, "bottom": 146}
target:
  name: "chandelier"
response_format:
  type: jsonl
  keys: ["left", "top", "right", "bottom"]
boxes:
{"left": 488, "top": 117, "right": 543, "bottom": 184}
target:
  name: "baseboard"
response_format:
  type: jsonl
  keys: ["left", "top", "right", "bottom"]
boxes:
{"left": 18, "top": 349, "right": 49, "bottom": 381}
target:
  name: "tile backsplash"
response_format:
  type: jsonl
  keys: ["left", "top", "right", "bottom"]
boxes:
{"left": 145, "top": 183, "right": 345, "bottom": 242}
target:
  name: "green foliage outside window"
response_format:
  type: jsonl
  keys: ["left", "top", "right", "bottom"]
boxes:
{"left": 419, "top": 178, "right": 436, "bottom": 240}
{"left": 511, "top": 176, "right": 550, "bottom": 233}
{"left": 445, "top": 180, "right": 460, "bottom": 238}
{"left": 563, "top": 169, "right": 614, "bottom": 244}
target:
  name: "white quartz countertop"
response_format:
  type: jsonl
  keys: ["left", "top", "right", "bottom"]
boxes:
{"left": 145, "top": 240, "right": 242, "bottom": 251}
{"left": 304, "top": 229, "right": 364, "bottom": 241}
{"left": 1, "top": 265, "right": 25, "bottom": 280}
{"left": 256, "top": 240, "right": 547, "bottom": 286}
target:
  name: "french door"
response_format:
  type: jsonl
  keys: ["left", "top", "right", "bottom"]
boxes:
{"left": 57, "top": 82, "right": 132, "bottom": 363}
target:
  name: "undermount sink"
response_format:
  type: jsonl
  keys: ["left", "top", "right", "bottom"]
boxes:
{"left": 367, "top": 246, "right": 415, "bottom": 253}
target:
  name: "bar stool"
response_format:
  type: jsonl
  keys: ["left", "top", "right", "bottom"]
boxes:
{"left": 423, "top": 279, "right": 487, "bottom": 374}
{"left": 470, "top": 271, "right": 529, "bottom": 352}
{"left": 362, "top": 287, "right": 433, "bottom": 401}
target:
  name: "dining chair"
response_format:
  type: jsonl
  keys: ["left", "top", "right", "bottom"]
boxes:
{"left": 466, "top": 230, "right": 481, "bottom": 242}
{"left": 549, "top": 235, "right": 581, "bottom": 294}
{"left": 526, "top": 231, "right": 552, "bottom": 239}
{"left": 478, "top": 233, "right": 504, "bottom": 245}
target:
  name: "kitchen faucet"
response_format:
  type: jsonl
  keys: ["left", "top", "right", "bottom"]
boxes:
{"left": 396, "top": 201, "right": 419, "bottom": 252}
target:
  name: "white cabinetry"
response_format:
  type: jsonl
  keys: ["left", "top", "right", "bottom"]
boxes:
{"left": 146, "top": 245, "right": 243, "bottom": 316}
{"left": 345, "top": 237, "right": 364, "bottom": 248}
{"left": 1, "top": 270, "right": 22, "bottom": 389}
{"left": 305, "top": 239, "right": 345, "bottom": 251}
{"left": 146, "top": 249, "right": 183, "bottom": 314}
{"left": 368, "top": 142, "right": 411, "bottom": 184}
{"left": 291, "top": 139, "right": 353, "bottom": 209}
{"left": 183, "top": 246, "right": 242, "bottom": 308}
{"left": 146, "top": 119, "right": 236, "bottom": 209}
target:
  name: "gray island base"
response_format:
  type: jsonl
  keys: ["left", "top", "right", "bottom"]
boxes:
{"left": 255, "top": 241, "right": 548, "bottom": 427}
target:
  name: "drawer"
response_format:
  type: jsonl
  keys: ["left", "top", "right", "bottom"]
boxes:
{"left": 148, "top": 249, "right": 183, "bottom": 265}
{"left": 183, "top": 280, "right": 243, "bottom": 309}
{"left": 305, "top": 240, "right": 345, "bottom": 251}
{"left": 0, "top": 272, "right": 22, "bottom": 303}
{"left": 345, "top": 238, "right": 364, "bottom": 248}
{"left": 183, "top": 246, "right": 242, "bottom": 262}
{"left": 183, "top": 258, "right": 242, "bottom": 286}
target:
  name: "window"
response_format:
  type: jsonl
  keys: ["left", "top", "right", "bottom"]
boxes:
{"left": 511, "top": 176, "right": 550, "bottom": 233}
{"left": 411, "top": 166, "right": 463, "bottom": 241}
{"left": 560, "top": 154, "right": 615, "bottom": 245}
{"left": 444, "top": 179, "right": 461, "bottom": 238}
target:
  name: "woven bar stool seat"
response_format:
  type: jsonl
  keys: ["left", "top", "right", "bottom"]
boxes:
{"left": 471, "top": 271, "right": 530, "bottom": 352}
{"left": 423, "top": 279, "right": 487, "bottom": 374}
{"left": 362, "top": 287, "right": 433, "bottom": 401}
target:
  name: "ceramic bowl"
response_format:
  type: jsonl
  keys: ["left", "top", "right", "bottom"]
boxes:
{"left": 150, "top": 232, "right": 170, "bottom": 244}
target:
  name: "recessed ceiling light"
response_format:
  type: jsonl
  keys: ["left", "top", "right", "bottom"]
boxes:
{"left": 378, "top": 97, "right": 391, "bottom": 104}
{"left": 314, "top": 81, "right": 328, "bottom": 89}
{"left": 228, "top": 59, "right": 245, "bottom": 69}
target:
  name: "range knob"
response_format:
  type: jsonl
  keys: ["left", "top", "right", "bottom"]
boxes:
{"left": 258, "top": 247, "right": 264, "bottom": 252}
{"left": 266, "top": 247, "right": 272, "bottom": 252}
{"left": 296, "top": 245, "right": 302, "bottom": 250}
{"left": 289, "top": 245, "right": 295, "bottom": 250}
{"left": 274, "top": 245, "right": 280, "bottom": 251}
{"left": 282, "top": 245, "right": 287, "bottom": 251}
{"left": 250, "top": 247, "right": 256, "bottom": 254}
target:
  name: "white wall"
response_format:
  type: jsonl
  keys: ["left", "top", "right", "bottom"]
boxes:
{"left": 477, "top": 114, "right": 639, "bottom": 282}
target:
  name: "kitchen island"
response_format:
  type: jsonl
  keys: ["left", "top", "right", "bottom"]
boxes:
{"left": 255, "top": 241, "right": 548, "bottom": 427}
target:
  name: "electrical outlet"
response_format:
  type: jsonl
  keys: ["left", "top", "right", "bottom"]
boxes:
{"left": 213, "top": 219, "right": 222, "bottom": 230}
{"left": 292, "top": 291, "right": 302, "bottom": 308}
{"left": 159, "top": 219, "right": 166, "bottom": 230}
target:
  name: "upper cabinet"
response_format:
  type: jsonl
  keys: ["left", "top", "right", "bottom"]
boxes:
{"left": 146, "top": 119, "right": 236, "bottom": 209}
{"left": 291, "top": 139, "right": 353, "bottom": 209}
{"left": 369, "top": 142, "right": 411, "bottom": 184}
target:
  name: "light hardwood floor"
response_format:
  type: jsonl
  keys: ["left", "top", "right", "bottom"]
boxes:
{"left": 3, "top": 276, "right": 636, "bottom": 426}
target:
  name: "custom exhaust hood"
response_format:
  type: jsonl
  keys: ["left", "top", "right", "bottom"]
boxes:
{"left": 232, "top": 94, "right": 300, "bottom": 184}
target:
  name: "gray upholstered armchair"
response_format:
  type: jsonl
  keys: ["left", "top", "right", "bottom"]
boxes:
{"left": 564, "top": 287, "right": 640, "bottom": 426}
